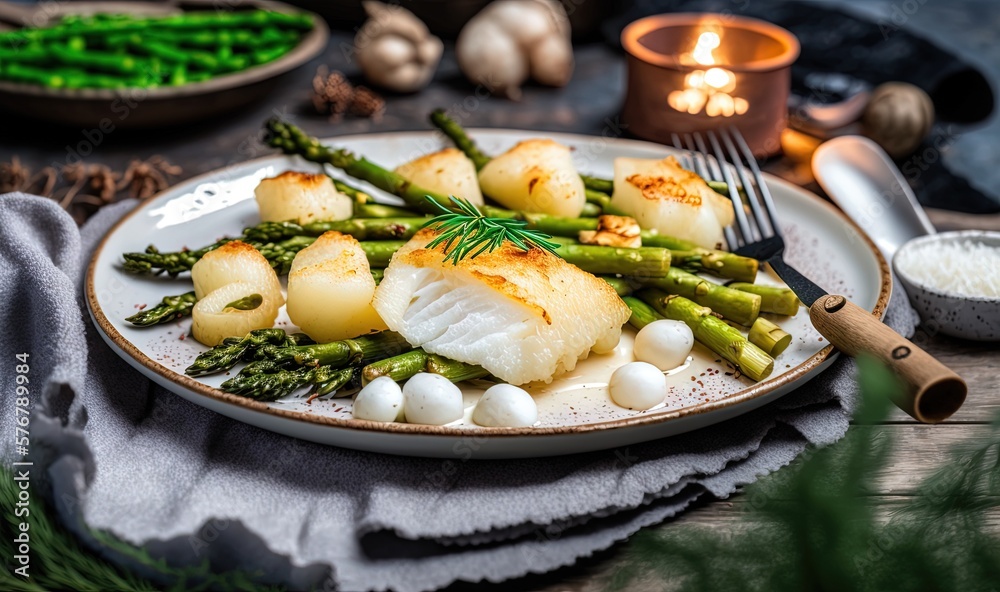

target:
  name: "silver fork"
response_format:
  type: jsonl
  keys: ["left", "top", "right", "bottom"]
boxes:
{"left": 672, "top": 128, "right": 966, "bottom": 424}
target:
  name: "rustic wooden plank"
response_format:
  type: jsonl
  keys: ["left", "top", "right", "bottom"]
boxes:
{"left": 884, "top": 333, "right": 1000, "bottom": 423}
{"left": 675, "top": 495, "right": 1000, "bottom": 531}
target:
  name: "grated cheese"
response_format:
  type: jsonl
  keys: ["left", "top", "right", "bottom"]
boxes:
{"left": 896, "top": 239, "right": 1000, "bottom": 298}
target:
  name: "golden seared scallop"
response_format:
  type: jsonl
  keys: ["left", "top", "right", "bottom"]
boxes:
{"left": 373, "top": 229, "right": 630, "bottom": 385}
{"left": 394, "top": 148, "right": 484, "bottom": 205}
{"left": 610, "top": 156, "right": 735, "bottom": 249}
{"left": 190, "top": 241, "right": 282, "bottom": 301}
{"left": 189, "top": 241, "right": 284, "bottom": 346}
{"left": 254, "top": 171, "right": 352, "bottom": 224}
{"left": 477, "top": 139, "right": 586, "bottom": 217}
{"left": 191, "top": 281, "right": 283, "bottom": 346}
{"left": 286, "top": 231, "right": 387, "bottom": 343}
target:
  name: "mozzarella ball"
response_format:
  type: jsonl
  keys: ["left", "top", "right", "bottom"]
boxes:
{"left": 472, "top": 384, "right": 537, "bottom": 428}
{"left": 609, "top": 362, "right": 667, "bottom": 410}
{"left": 633, "top": 319, "right": 694, "bottom": 371}
{"left": 353, "top": 376, "right": 405, "bottom": 423}
{"left": 402, "top": 373, "right": 464, "bottom": 425}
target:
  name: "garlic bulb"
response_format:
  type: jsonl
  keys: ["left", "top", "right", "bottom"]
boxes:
{"left": 456, "top": 0, "right": 573, "bottom": 100}
{"left": 354, "top": 1, "right": 443, "bottom": 93}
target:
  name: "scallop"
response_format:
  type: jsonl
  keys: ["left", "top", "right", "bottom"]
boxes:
{"left": 477, "top": 139, "right": 586, "bottom": 217}
{"left": 353, "top": 376, "right": 405, "bottom": 422}
{"left": 191, "top": 281, "right": 282, "bottom": 346}
{"left": 611, "top": 156, "right": 735, "bottom": 249}
{"left": 394, "top": 148, "right": 484, "bottom": 205}
{"left": 255, "top": 171, "right": 352, "bottom": 225}
{"left": 633, "top": 319, "right": 694, "bottom": 371}
{"left": 189, "top": 241, "right": 284, "bottom": 347}
{"left": 471, "top": 384, "right": 537, "bottom": 427}
{"left": 402, "top": 372, "right": 464, "bottom": 425}
{"left": 190, "top": 241, "right": 282, "bottom": 301}
{"left": 608, "top": 362, "right": 667, "bottom": 411}
{"left": 286, "top": 231, "right": 387, "bottom": 343}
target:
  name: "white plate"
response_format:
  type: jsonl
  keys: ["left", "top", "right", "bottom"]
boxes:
{"left": 86, "top": 130, "right": 891, "bottom": 458}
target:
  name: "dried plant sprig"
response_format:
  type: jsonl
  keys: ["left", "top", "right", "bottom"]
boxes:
{"left": 422, "top": 196, "right": 560, "bottom": 265}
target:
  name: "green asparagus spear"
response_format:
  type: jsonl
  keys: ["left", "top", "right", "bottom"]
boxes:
{"left": 638, "top": 289, "right": 773, "bottom": 381}
{"left": 601, "top": 276, "right": 634, "bottom": 297}
{"left": 748, "top": 317, "right": 793, "bottom": 357}
{"left": 641, "top": 268, "right": 761, "bottom": 326}
{"left": 311, "top": 367, "right": 357, "bottom": 397}
{"left": 557, "top": 242, "right": 671, "bottom": 277}
{"left": 580, "top": 201, "right": 604, "bottom": 217}
{"left": 221, "top": 364, "right": 350, "bottom": 402}
{"left": 122, "top": 238, "right": 404, "bottom": 277}
{"left": 579, "top": 174, "right": 613, "bottom": 194}
{"left": 482, "top": 208, "right": 757, "bottom": 282}
{"left": 353, "top": 202, "right": 421, "bottom": 218}
{"left": 185, "top": 328, "right": 304, "bottom": 376}
{"left": 727, "top": 282, "right": 801, "bottom": 316}
{"left": 266, "top": 118, "right": 445, "bottom": 214}
{"left": 361, "top": 348, "right": 488, "bottom": 385}
{"left": 241, "top": 218, "right": 426, "bottom": 243}
{"left": 124, "top": 291, "right": 197, "bottom": 326}
{"left": 621, "top": 296, "right": 665, "bottom": 330}
{"left": 255, "top": 331, "right": 410, "bottom": 369}
{"left": 428, "top": 109, "right": 492, "bottom": 170}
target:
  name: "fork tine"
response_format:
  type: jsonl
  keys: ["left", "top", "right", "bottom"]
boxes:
{"left": 691, "top": 132, "right": 723, "bottom": 182}
{"left": 731, "top": 127, "right": 782, "bottom": 238}
{"left": 670, "top": 133, "right": 694, "bottom": 171}
{"left": 705, "top": 130, "right": 754, "bottom": 245}
{"left": 719, "top": 128, "right": 773, "bottom": 238}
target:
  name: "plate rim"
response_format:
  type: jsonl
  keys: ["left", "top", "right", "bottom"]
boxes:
{"left": 85, "top": 129, "right": 892, "bottom": 439}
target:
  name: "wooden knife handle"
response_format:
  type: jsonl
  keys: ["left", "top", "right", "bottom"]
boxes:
{"left": 808, "top": 294, "right": 967, "bottom": 423}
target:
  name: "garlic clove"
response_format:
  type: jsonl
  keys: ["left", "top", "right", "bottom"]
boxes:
{"left": 354, "top": 1, "right": 443, "bottom": 93}
{"left": 529, "top": 34, "right": 574, "bottom": 87}
{"left": 456, "top": 18, "right": 529, "bottom": 100}
{"left": 416, "top": 37, "right": 444, "bottom": 67}
{"left": 368, "top": 35, "right": 416, "bottom": 70}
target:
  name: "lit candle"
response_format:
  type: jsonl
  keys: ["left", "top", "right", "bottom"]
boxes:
{"left": 667, "top": 30, "right": 749, "bottom": 118}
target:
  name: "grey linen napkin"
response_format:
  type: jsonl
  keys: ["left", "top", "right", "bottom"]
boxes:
{"left": 0, "top": 193, "right": 919, "bottom": 592}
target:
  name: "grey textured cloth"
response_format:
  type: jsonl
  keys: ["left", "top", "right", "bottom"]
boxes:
{"left": 0, "top": 193, "right": 919, "bottom": 592}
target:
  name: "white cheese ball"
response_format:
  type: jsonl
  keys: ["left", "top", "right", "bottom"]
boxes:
{"left": 402, "top": 373, "right": 464, "bottom": 425}
{"left": 633, "top": 319, "right": 694, "bottom": 371}
{"left": 472, "top": 384, "right": 538, "bottom": 428}
{"left": 609, "top": 362, "right": 667, "bottom": 410}
{"left": 353, "top": 376, "right": 405, "bottom": 423}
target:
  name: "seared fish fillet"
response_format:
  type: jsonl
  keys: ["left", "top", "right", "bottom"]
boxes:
{"left": 373, "top": 230, "right": 631, "bottom": 385}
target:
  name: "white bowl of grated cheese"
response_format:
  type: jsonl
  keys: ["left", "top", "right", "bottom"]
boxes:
{"left": 893, "top": 230, "right": 1000, "bottom": 341}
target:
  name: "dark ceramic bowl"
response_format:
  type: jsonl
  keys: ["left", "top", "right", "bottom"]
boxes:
{"left": 0, "top": 0, "right": 328, "bottom": 129}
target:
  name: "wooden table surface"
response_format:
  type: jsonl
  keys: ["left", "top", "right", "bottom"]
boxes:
{"left": 1, "top": 20, "right": 998, "bottom": 591}
{"left": 526, "top": 298, "right": 1000, "bottom": 592}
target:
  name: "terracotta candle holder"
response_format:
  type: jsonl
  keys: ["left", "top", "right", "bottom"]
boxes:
{"left": 621, "top": 13, "right": 800, "bottom": 157}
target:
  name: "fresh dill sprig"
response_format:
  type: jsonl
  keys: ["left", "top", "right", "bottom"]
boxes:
{"left": 422, "top": 196, "right": 561, "bottom": 264}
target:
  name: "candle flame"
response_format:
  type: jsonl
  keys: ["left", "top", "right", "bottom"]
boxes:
{"left": 668, "top": 29, "right": 749, "bottom": 117}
